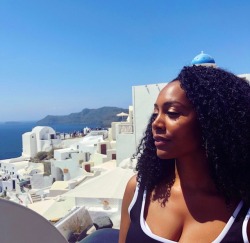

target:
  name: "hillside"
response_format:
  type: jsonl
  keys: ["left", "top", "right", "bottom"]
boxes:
{"left": 36, "top": 107, "right": 129, "bottom": 128}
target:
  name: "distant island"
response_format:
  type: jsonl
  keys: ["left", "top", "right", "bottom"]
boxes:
{"left": 4, "top": 121, "right": 36, "bottom": 125}
{"left": 36, "top": 106, "right": 129, "bottom": 128}
{"left": 4, "top": 121, "right": 24, "bottom": 124}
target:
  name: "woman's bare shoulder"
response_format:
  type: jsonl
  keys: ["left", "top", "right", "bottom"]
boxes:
{"left": 127, "top": 174, "right": 137, "bottom": 189}
{"left": 119, "top": 175, "right": 138, "bottom": 243}
{"left": 123, "top": 174, "right": 137, "bottom": 201}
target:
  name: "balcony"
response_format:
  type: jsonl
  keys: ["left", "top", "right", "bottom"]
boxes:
{"left": 118, "top": 124, "right": 133, "bottom": 134}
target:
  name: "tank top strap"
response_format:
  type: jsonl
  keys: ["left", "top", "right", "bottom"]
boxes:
{"left": 220, "top": 203, "right": 249, "bottom": 242}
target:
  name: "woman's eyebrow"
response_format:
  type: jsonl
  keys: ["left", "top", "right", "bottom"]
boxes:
{"left": 154, "top": 102, "right": 183, "bottom": 109}
{"left": 162, "top": 101, "right": 184, "bottom": 107}
{"left": 154, "top": 101, "right": 192, "bottom": 110}
{"left": 162, "top": 101, "right": 193, "bottom": 109}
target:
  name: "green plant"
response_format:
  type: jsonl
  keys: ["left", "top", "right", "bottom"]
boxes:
{"left": 35, "top": 151, "right": 48, "bottom": 161}
{"left": 63, "top": 208, "right": 92, "bottom": 236}
{"left": 67, "top": 216, "right": 86, "bottom": 234}
{"left": 47, "top": 148, "right": 55, "bottom": 159}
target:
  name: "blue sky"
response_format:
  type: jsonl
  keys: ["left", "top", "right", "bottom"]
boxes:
{"left": 1, "top": 0, "right": 250, "bottom": 122}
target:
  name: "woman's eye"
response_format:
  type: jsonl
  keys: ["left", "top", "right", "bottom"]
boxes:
{"left": 166, "top": 111, "right": 180, "bottom": 118}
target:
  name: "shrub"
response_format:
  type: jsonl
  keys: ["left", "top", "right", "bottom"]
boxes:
{"left": 35, "top": 151, "right": 48, "bottom": 161}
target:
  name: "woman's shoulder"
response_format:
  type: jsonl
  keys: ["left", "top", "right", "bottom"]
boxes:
{"left": 123, "top": 174, "right": 137, "bottom": 202}
{"left": 128, "top": 174, "right": 137, "bottom": 185}
{"left": 126, "top": 174, "right": 137, "bottom": 192}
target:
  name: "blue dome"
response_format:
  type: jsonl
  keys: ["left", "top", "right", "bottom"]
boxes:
{"left": 191, "top": 51, "right": 215, "bottom": 65}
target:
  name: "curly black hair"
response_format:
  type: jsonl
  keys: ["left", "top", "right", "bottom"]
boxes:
{"left": 135, "top": 65, "right": 250, "bottom": 205}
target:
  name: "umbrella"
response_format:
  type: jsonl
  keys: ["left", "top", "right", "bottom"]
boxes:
{"left": 116, "top": 112, "right": 129, "bottom": 121}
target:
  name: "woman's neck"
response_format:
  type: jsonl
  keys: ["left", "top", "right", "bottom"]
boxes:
{"left": 174, "top": 151, "right": 217, "bottom": 193}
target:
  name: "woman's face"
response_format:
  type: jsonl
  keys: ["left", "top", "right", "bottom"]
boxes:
{"left": 152, "top": 80, "right": 202, "bottom": 160}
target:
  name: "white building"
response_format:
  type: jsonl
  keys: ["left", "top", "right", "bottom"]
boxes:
{"left": 22, "top": 126, "right": 61, "bottom": 158}
{"left": 0, "top": 157, "right": 29, "bottom": 177}
{"left": 51, "top": 128, "right": 117, "bottom": 176}
{"left": 0, "top": 177, "right": 20, "bottom": 192}
{"left": 238, "top": 74, "right": 250, "bottom": 83}
{"left": 51, "top": 151, "right": 85, "bottom": 181}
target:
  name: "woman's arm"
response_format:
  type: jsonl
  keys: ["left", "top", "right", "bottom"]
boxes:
{"left": 118, "top": 174, "right": 137, "bottom": 243}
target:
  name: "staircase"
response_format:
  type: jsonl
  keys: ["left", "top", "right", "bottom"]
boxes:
{"left": 29, "top": 193, "right": 42, "bottom": 203}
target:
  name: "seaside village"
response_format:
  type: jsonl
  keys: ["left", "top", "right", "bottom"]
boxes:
{"left": 0, "top": 53, "right": 250, "bottom": 243}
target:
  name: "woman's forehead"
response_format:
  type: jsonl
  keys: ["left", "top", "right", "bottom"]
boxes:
{"left": 158, "top": 80, "right": 190, "bottom": 104}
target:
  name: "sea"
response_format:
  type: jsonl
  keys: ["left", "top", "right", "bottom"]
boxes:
{"left": 0, "top": 122, "right": 89, "bottom": 160}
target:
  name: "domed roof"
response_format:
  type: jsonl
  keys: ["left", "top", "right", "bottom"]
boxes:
{"left": 191, "top": 51, "right": 215, "bottom": 65}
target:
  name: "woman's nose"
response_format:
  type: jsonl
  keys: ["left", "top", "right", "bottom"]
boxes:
{"left": 152, "top": 113, "right": 165, "bottom": 131}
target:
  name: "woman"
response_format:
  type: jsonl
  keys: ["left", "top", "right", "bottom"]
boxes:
{"left": 119, "top": 65, "right": 250, "bottom": 242}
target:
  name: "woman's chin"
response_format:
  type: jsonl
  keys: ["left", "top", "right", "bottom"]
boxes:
{"left": 156, "top": 151, "right": 173, "bottom": 160}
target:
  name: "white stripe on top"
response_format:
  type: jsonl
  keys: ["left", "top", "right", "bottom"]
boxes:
{"left": 242, "top": 208, "right": 250, "bottom": 243}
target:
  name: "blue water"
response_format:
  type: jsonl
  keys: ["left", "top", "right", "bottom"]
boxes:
{"left": 0, "top": 122, "right": 88, "bottom": 160}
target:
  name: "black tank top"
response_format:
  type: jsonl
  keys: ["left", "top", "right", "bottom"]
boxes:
{"left": 126, "top": 185, "right": 249, "bottom": 243}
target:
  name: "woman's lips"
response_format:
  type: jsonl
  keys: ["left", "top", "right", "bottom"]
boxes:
{"left": 154, "top": 136, "right": 171, "bottom": 147}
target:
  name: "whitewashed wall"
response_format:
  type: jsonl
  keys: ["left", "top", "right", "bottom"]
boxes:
{"left": 133, "top": 83, "right": 167, "bottom": 147}
{"left": 115, "top": 83, "right": 167, "bottom": 165}
{"left": 22, "top": 132, "right": 37, "bottom": 158}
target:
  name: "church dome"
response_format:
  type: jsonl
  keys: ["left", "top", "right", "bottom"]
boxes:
{"left": 191, "top": 51, "right": 216, "bottom": 66}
